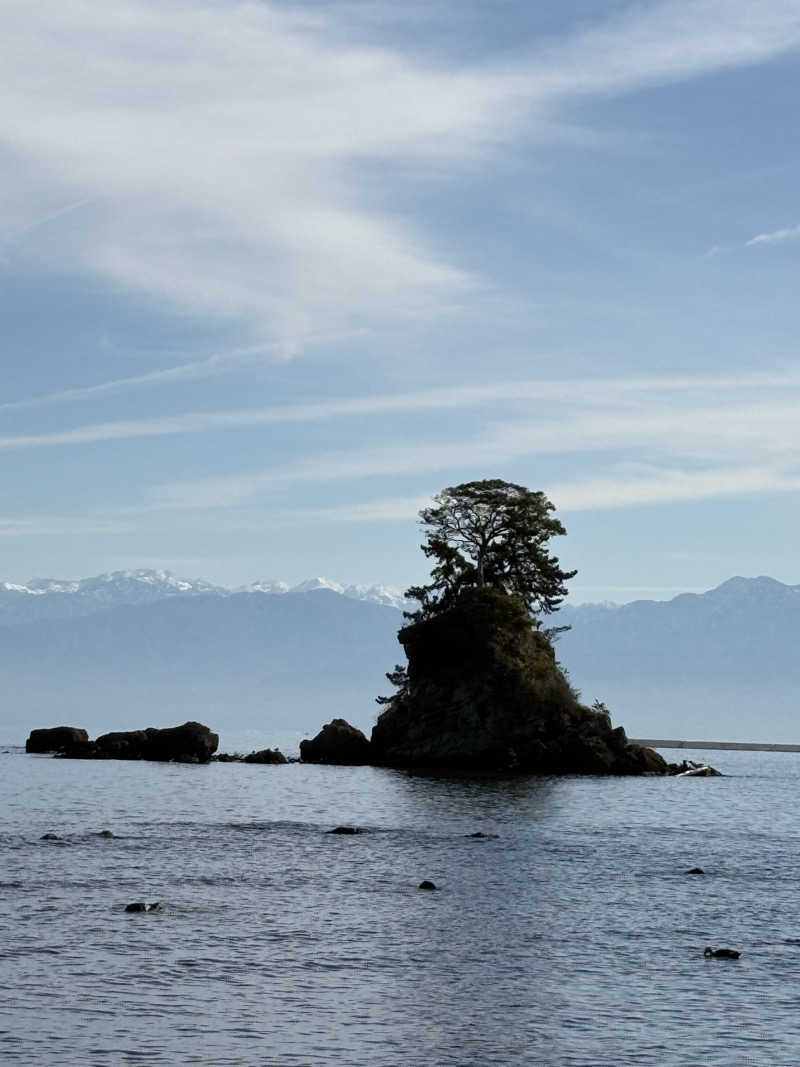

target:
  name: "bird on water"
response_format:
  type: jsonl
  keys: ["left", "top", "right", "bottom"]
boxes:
{"left": 704, "top": 946, "right": 740, "bottom": 959}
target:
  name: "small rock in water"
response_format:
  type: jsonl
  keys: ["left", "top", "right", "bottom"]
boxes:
{"left": 704, "top": 946, "right": 740, "bottom": 959}
{"left": 686, "top": 867, "right": 705, "bottom": 875}
{"left": 41, "top": 833, "right": 60, "bottom": 841}
{"left": 418, "top": 880, "right": 437, "bottom": 890}
{"left": 467, "top": 832, "right": 488, "bottom": 838}
{"left": 97, "top": 829, "right": 114, "bottom": 838}
{"left": 326, "top": 826, "right": 363, "bottom": 835}
{"left": 125, "top": 901, "right": 162, "bottom": 913}
{"left": 671, "top": 760, "right": 722, "bottom": 777}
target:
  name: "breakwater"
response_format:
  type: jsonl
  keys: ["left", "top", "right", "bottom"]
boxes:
{"left": 633, "top": 739, "right": 800, "bottom": 752}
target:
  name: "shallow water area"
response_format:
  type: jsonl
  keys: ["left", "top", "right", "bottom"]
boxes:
{"left": 2, "top": 747, "right": 800, "bottom": 1065}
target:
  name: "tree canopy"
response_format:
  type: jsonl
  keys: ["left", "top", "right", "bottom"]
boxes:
{"left": 405, "top": 479, "right": 576, "bottom": 622}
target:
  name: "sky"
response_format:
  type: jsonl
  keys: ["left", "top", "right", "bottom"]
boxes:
{"left": 3, "top": 0, "right": 800, "bottom": 603}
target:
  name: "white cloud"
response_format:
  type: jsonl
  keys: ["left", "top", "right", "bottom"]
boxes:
{"left": 2, "top": 0, "right": 800, "bottom": 355}
{"left": 142, "top": 391, "right": 800, "bottom": 512}
{"left": 746, "top": 223, "right": 800, "bottom": 246}
{"left": 525, "top": 0, "right": 800, "bottom": 100}
{"left": 246, "top": 464, "right": 800, "bottom": 528}
{"left": 2, "top": 370, "right": 800, "bottom": 451}
{"left": 550, "top": 466, "right": 800, "bottom": 511}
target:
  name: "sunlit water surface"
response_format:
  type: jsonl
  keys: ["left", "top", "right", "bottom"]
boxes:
{"left": 2, "top": 748, "right": 800, "bottom": 1066}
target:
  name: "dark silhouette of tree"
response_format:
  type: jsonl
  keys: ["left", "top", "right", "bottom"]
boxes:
{"left": 405, "top": 479, "right": 575, "bottom": 623}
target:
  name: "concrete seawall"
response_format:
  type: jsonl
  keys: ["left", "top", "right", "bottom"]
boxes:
{"left": 632, "top": 739, "right": 800, "bottom": 753}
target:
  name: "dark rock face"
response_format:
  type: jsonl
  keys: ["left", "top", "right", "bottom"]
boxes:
{"left": 243, "top": 748, "right": 287, "bottom": 764}
{"left": 26, "top": 726, "right": 88, "bottom": 753}
{"left": 58, "top": 721, "right": 218, "bottom": 763}
{"left": 299, "top": 718, "right": 371, "bottom": 765}
{"left": 370, "top": 589, "right": 668, "bottom": 776}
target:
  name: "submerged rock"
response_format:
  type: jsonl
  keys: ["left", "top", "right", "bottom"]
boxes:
{"left": 299, "top": 718, "right": 371, "bottom": 765}
{"left": 370, "top": 589, "right": 667, "bottom": 776}
{"left": 125, "top": 901, "right": 163, "bottom": 913}
{"left": 326, "top": 825, "right": 364, "bottom": 835}
{"left": 26, "top": 726, "right": 88, "bottom": 754}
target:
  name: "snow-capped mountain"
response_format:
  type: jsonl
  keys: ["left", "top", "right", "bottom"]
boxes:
{"left": 239, "top": 576, "right": 411, "bottom": 610}
{"left": 0, "top": 568, "right": 413, "bottom": 626}
{"left": 3, "top": 569, "right": 222, "bottom": 600}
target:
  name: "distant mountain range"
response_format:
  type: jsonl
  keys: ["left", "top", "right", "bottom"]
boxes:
{"left": 2, "top": 570, "right": 797, "bottom": 748}
{"left": 556, "top": 575, "right": 800, "bottom": 743}
{"left": 0, "top": 568, "right": 412, "bottom": 626}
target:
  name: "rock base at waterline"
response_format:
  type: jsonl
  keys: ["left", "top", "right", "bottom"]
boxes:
{"left": 370, "top": 589, "right": 667, "bottom": 776}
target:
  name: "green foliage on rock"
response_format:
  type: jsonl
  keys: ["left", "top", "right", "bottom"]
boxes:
{"left": 405, "top": 479, "right": 576, "bottom": 622}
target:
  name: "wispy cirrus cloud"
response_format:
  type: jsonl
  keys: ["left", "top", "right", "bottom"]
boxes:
{"left": 2, "top": 370, "right": 800, "bottom": 452}
{"left": 267, "top": 465, "right": 800, "bottom": 524}
{"left": 0, "top": 330, "right": 366, "bottom": 412}
{"left": 551, "top": 465, "right": 800, "bottom": 511}
{"left": 0, "top": 344, "right": 276, "bottom": 412}
{"left": 746, "top": 222, "right": 800, "bottom": 246}
{"left": 3, "top": 0, "right": 800, "bottom": 357}
{"left": 143, "top": 393, "right": 800, "bottom": 512}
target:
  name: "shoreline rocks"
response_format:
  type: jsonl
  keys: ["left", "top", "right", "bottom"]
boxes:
{"left": 300, "top": 718, "right": 371, "bottom": 765}
{"left": 26, "top": 726, "right": 88, "bottom": 754}
{"left": 215, "top": 748, "right": 287, "bottom": 763}
{"left": 244, "top": 748, "right": 287, "bottom": 764}
{"left": 46, "top": 721, "right": 219, "bottom": 763}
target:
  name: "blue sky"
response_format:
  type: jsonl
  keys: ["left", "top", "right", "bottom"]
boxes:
{"left": 3, "top": 0, "right": 800, "bottom": 602}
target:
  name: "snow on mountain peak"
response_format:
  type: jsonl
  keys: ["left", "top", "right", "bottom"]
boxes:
{"left": 2, "top": 568, "right": 413, "bottom": 614}
{"left": 289, "top": 577, "right": 346, "bottom": 595}
{"left": 241, "top": 579, "right": 291, "bottom": 594}
{"left": 238, "top": 576, "right": 411, "bottom": 609}
{"left": 342, "top": 583, "right": 412, "bottom": 610}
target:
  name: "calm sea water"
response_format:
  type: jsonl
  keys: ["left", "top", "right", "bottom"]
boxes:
{"left": 2, "top": 747, "right": 800, "bottom": 1066}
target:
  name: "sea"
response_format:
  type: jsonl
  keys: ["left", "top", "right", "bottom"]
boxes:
{"left": 2, "top": 746, "right": 800, "bottom": 1067}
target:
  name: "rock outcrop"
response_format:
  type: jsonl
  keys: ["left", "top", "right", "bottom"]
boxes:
{"left": 56, "top": 721, "right": 218, "bottom": 763}
{"left": 26, "top": 726, "right": 88, "bottom": 753}
{"left": 243, "top": 748, "right": 287, "bottom": 764}
{"left": 670, "top": 759, "right": 722, "bottom": 776}
{"left": 370, "top": 589, "right": 668, "bottom": 775}
{"left": 299, "top": 718, "right": 371, "bottom": 765}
